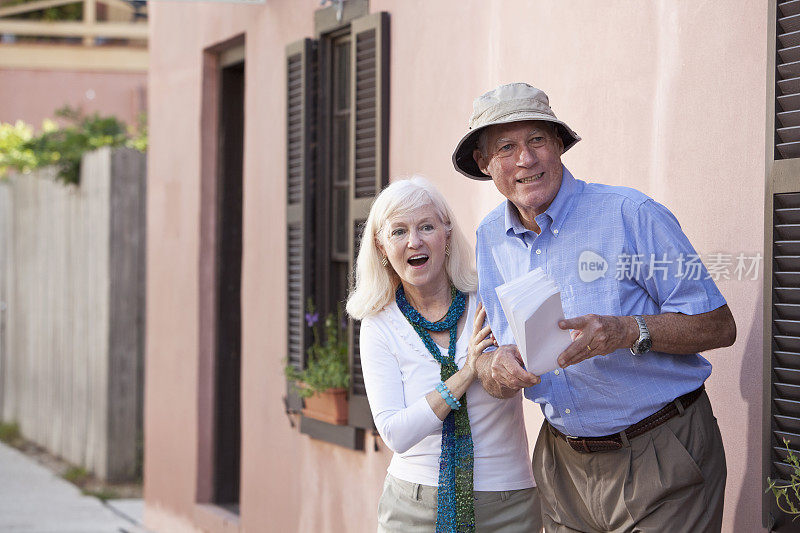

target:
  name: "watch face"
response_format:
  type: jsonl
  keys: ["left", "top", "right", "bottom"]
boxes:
{"left": 636, "top": 337, "right": 652, "bottom": 354}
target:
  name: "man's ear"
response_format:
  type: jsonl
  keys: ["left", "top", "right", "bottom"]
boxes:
{"left": 553, "top": 127, "right": 565, "bottom": 155}
{"left": 473, "top": 149, "right": 488, "bottom": 175}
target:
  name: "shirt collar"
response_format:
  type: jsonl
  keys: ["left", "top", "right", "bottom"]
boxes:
{"left": 543, "top": 165, "right": 579, "bottom": 237}
{"left": 503, "top": 165, "right": 579, "bottom": 238}
{"left": 504, "top": 199, "right": 529, "bottom": 236}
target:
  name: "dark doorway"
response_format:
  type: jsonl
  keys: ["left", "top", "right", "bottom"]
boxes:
{"left": 214, "top": 59, "right": 244, "bottom": 509}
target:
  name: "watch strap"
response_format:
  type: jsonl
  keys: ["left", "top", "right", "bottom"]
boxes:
{"left": 631, "top": 315, "right": 651, "bottom": 355}
{"left": 634, "top": 315, "right": 648, "bottom": 337}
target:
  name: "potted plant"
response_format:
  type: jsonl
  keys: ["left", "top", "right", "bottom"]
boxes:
{"left": 285, "top": 301, "right": 350, "bottom": 425}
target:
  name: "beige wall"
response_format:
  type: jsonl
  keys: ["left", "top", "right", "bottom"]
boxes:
{"left": 145, "top": 1, "right": 769, "bottom": 531}
{"left": 0, "top": 68, "right": 145, "bottom": 128}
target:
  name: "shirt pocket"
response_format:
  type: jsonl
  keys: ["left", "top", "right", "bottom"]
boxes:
{"left": 491, "top": 239, "right": 529, "bottom": 283}
{"left": 560, "top": 280, "right": 622, "bottom": 318}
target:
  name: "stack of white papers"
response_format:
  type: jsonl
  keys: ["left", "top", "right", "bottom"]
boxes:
{"left": 495, "top": 268, "right": 573, "bottom": 376}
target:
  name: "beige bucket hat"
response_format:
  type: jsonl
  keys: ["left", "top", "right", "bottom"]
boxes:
{"left": 452, "top": 83, "right": 581, "bottom": 180}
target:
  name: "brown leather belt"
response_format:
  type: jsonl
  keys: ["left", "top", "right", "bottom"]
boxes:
{"left": 547, "top": 385, "right": 705, "bottom": 454}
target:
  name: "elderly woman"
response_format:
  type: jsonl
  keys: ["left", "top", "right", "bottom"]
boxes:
{"left": 346, "top": 177, "right": 541, "bottom": 533}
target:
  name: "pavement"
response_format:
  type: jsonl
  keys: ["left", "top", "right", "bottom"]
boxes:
{"left": 0, "top": 441, "right": 150, "bottom": 533}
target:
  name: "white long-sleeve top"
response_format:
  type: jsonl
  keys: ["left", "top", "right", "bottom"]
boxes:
{"left": 359, "top": 293, "right": 535, "bottom": 491}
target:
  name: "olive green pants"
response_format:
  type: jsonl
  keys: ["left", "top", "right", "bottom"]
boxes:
{"left": 533, "top": 391, "right": 726, "bottom": 533}
{"left": 377, "top": 473, "right": 543, "bottom": 532}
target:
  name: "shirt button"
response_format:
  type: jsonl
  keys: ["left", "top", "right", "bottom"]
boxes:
{"left": 565, "top": 408, "right": 571, "bottom": 414}
{"left": 553, "top": 229, "right": 559, "bottom": 235}
{"left": 554, "top": 369, "right": 560, "bottom": 375}
{"left": 535, "top": 249, "right": 542, "bottom": 255}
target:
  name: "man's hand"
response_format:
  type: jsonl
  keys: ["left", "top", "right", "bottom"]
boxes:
{"left": 475, "top": 344, "right": 540, "bottom": 399}
{"left": 555, "top": 305, "right": 737, "bottom": 369}
{"left": 557, "top": 314, "right": 636, "bottom": 368}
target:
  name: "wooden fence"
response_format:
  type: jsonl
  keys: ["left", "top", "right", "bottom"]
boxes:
{"left": 0, "top": 147, "right": 145, "bottom": 482}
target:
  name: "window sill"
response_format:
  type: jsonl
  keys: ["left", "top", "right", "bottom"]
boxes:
{"left": 299, "top": 415, "right": 365, "bottom": 450}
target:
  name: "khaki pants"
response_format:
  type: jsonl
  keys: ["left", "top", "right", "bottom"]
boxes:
{"left": 377, "top": 473, "right": 543, "bottom": 532}
{"left": 533, "top": 391, "right": 726, "bottom": 533}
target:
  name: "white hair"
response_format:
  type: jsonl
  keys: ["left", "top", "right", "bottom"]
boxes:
{"left": 477, "top": 129, "right": 489, "bottom": 158}
{"left": 346, "top": 176, "right": 478, "bottom": 320}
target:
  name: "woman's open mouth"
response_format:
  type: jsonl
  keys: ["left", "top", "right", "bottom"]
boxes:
{"left": 407, "top": 254, "right": 429, "bottom": 267}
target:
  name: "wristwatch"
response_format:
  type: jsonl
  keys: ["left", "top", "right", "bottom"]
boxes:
{"left": 630, "top": 315, "right": 652, "bottom": 355}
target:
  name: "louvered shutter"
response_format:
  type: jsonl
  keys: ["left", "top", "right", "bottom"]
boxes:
{"left": 347, "top": 12, "right": 389, "bottom": 428}
{"left": 286, "top": 38, "right": 317, "bottom": 411}
{"left": 770, "top": 193, "right": 800, "bottom": 499}
{"left": 777, "top": 1, "right": 800, "bottom": 158}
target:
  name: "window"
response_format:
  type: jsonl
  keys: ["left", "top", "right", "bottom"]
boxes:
{"left": 766, "top": 192, "right": 800, "bottom": 531}
{"left": 285, "top": 5, "right": 389, "bottom": 447}
{"left": 764, "top": 2, "right": 800, "bottom": 530}
{"left": 776, "top": 1, "right": 800, "bottom": 159}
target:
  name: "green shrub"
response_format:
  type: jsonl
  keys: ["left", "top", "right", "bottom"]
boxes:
{"left": 1, "top": 0, "right": 83, "bottom": 21}
{"left": 128, "top": 112, "right": 148, "bottom": 153}
{"left": 0, "top": 106, "right": 147, "bottom": 185}
{"left": 62, "top": 466, "right": 89, "bottom": 484}
{"left": 82, "top": 488, "right": 120, "bottom": 501}
{"left": 0, "top": 121, "right": 37, "bottom": 177}
{"left": 0, "top": 421, "right": 21, "bottom": 445}
{"left": 767, "top": 438, "right": 800, "bottom": 520}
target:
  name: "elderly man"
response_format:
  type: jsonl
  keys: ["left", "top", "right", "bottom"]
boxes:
{"left": 452, "top": 83, "right": 736, "bottom": 533}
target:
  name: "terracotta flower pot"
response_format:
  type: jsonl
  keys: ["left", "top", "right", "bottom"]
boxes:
{"left": 302, "top": 387, "right": 349, "bottom": 425}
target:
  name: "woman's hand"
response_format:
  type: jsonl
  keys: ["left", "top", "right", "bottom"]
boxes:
{"left": 427, "top": 303, "right": 498, "bottom": 420}
{"left": 466, "top": 302, "right": 496, "bottom": 377}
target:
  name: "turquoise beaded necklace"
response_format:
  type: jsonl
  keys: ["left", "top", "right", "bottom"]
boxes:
{"left": 395, "top": 284, "right": 474, "bottom": 533}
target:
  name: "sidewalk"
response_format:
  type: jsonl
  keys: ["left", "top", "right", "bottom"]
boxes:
{"left": 0, "top": 440, "right": 149, "bottom": 532}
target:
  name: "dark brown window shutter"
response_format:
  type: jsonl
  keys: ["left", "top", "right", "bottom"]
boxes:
{"left": 770, "top": 193, "right": 800, "bottom": 488}
{"left": 347, "top": 12, "right": 389, "bottom": 429}
{"left": 286, "top": 38, "right": 317, "bottom": 411}
{"left": 777, "top": 1, "right": 800, "bottom": 158}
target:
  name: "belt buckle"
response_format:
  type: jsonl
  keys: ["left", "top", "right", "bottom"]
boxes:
{"left": 565, "top": 435, "right": 589, "bottom": 453}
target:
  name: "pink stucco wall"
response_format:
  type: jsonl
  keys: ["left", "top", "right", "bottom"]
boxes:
{"left": 145, "top": 1, "right": 769, "bottom": 531}
{"left": 0, "top": 69, "right": 145, "bottom": 129}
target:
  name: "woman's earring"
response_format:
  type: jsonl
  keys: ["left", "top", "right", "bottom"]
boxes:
{"left": 381, "top": 255, "right": 389, "bottom": 267}
{"left": 445, "top": 243, "right": 451, "bottom": 257}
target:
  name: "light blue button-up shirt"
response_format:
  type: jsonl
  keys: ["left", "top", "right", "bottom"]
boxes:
{"left": 476, "top": 166, "right": 727, "bottom": 437}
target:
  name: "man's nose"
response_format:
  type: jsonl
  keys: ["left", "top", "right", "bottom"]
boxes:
{"left": 517, "top": 145, "right": 536, "bottom": 167}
